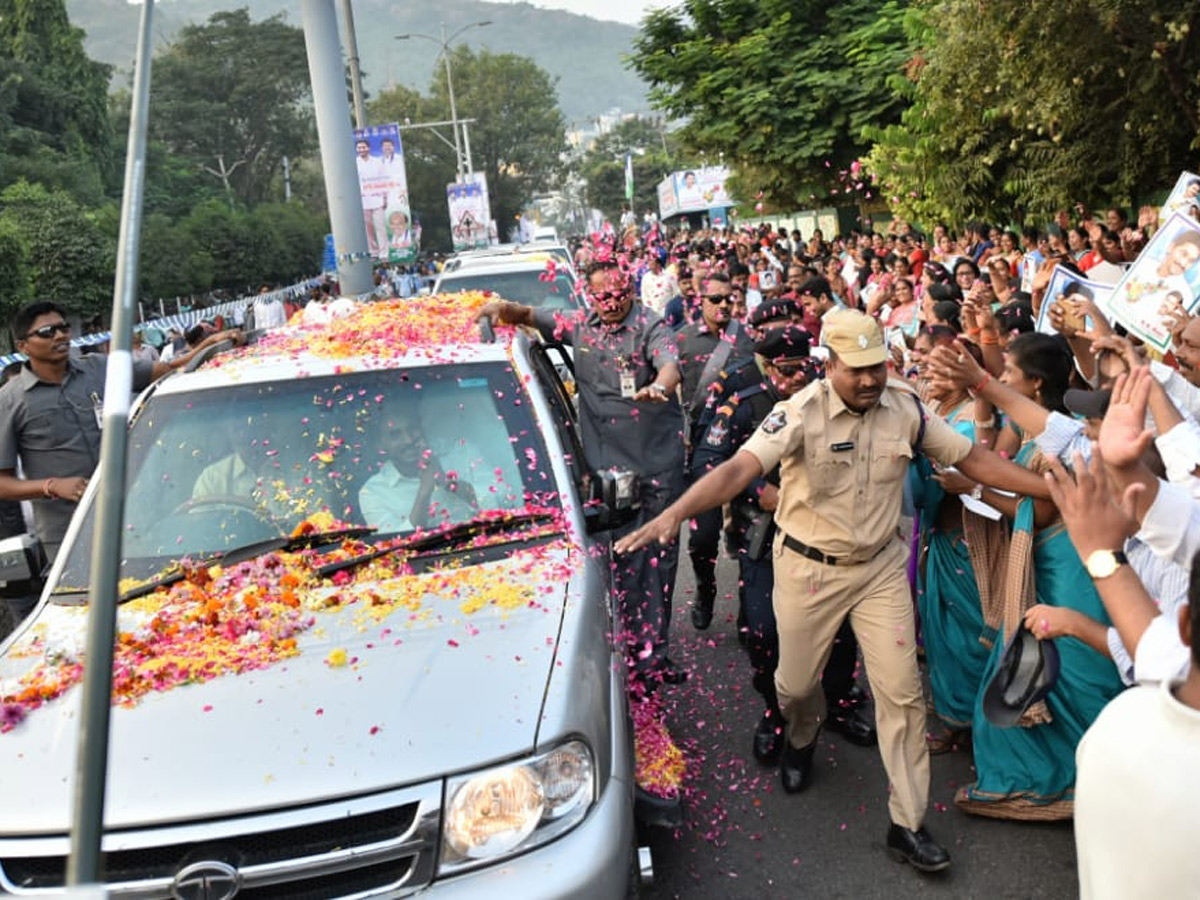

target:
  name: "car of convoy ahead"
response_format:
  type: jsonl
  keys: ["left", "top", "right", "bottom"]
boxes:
{"left": 0, "top": 294, "right": 640, "bottom": 898}
{"left": 433, "top": 255, "right": 582, "bottom": 313}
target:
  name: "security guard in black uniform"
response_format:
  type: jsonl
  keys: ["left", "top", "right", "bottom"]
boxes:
{"left": 692, "top": 325, "right": 876, "bottom": 762}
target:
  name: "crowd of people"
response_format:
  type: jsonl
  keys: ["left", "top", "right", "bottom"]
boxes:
{"left": 0, "top": 202, "right": 1196, "bottom": 892}
{"left": 515, "top": 208, "right": 1195, "bottom": 891}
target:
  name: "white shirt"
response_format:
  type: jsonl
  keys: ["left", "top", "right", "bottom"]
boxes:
{"left": 640, "top": 269, "right": 680, "bottom": 317}
{"left": 1075, "top": 679, "right": 1200, "bottom": 899}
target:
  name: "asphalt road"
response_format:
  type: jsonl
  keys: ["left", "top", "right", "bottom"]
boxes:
{"left": 637, "top": 547, "right": 1079, "bottom": 900}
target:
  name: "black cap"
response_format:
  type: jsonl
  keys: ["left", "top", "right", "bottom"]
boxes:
{"left": 982, "top": 629, "right": 1061, "bottom": 728}
{"left": 1064, "top": 388, "right": 1112, "bottom": 420}
{"left": 754, "top": 324, "right": 811, "bottom": 361}
{"left": 749, "top": 297, "right": 800, "bottom": 327}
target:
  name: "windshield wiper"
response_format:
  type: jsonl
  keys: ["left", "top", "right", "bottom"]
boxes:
{"left": 114, "top": 526, "right": 377, "bottom": 603}
{"left": 316, "top": 511, "right": 560, "bottom": 578}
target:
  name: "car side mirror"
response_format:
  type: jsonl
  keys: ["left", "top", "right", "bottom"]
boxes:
{"left": 584, "top": 467, "right": 640, "bottom": 533}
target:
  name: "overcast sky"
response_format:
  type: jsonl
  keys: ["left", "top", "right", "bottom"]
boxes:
{"left": 519, "top": 0, "right": 667, "bottom": 26}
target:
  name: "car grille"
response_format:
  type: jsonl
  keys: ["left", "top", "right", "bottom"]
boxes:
{"left": 0, "top": 784, "right": 441, "bottom": 898}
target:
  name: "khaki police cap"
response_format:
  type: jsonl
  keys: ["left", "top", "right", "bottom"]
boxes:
{"left": 820, "top": 309, "right": 886, "bottom": 367}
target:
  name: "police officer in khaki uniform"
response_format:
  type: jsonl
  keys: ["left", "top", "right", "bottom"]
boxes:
{"left": 617, "top": 309, "right": 1052, "bottom": 873}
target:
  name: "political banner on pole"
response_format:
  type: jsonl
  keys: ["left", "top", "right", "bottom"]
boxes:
{"left": 1101, "top": 210, "right": 1200, "bottom": 352}
{"left": 624, "top": 153, "right": 634, "bottom": 202}
{"left": 353, "top": 123, "right": 417, "bottom": 265}
{"left": 447, "top": 179, "right": 490, "bottom": 251}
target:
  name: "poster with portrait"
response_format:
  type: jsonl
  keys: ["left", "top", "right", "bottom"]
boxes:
{"left": 1035, "top": 267, "right": 1112, "bottom": 336}
{"left": 1101, "top": 211, "right": 1200, "bottom": 352}
{"left": 353, "top": 123, "right": 417, "bottom": 265}
{"left": 1160, "top": 171, "right": 1200, "bottom": 223}
{"left": 671, "top": 166, "right": 732, "bottom": 213}
{"left": 447, "top": 180, "right": 490, "bottom": 251}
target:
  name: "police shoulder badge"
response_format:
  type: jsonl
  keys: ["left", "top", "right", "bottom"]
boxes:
{"left": 705, "top": 419, "right": 729, "bottom": 447}
{"left": 761, "top": 409, "right": 787, "bottom": 434}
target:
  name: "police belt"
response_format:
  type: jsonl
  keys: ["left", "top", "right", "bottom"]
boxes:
{"left": 782, "top": 533, "right": 891, "bottom": 567}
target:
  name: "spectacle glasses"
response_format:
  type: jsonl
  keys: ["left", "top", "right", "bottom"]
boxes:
{"left": 25, "top": 322, "right": 71, "bottom": 340}
{"left": 703, "top": 294, "right": 734, "bottom": 305}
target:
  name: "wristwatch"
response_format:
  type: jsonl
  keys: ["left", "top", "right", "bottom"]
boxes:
{"left": 1084, "top": 548, "right": 1128, "bottom": 580}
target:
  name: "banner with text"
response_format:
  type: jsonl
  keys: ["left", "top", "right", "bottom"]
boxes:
{"left": 448, "top": 177, "right": 491, "bottom": 251}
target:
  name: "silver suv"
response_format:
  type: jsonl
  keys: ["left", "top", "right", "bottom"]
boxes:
{"left": 0, "top": 298, "right": 637, "bottom": 898}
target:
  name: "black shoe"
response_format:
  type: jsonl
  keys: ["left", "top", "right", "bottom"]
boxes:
{"left": 825, "top": 706, "right": 877, "bottom": 747}
{"left": 842, "top": 684, "right": 870, "bottom": 710}
{"left": 752, "top": 710, "right": 784, "bottom": 764}
{"left": 779, "top": 742, "right": 815, "bottom": 794}
{"left": 655, "top": 657, "right": 688, "bottom": 685}
{"left": 886, "top": 823, "right": 951, "bottom": 873}
{"left": 691, "top": 583, "right": 716, "bottom": 630}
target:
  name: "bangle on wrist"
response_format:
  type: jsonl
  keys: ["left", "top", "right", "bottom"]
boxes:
{"left": 43, "top": 478, "right": 55, "bottom": 498}
{"left": 973, "top": 418, "right": 995, "bottom": 428}
{"left": 969, "top": 372, "right": 991, "bottom": 395}
{"left": 967, "top": 327, "right": 982, "bottom": 336}
{"left": 980, "top": 335, "right": 999, "bottom": 346}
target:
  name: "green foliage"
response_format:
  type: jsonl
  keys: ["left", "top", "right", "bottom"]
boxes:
{"left": 0, "top": 217, "right": 33, "bottom": 340}
{"left": 0, "top": 0, "right": 115, "bottom": 203}
{"left": 629, "top": 0, "right": 910, "bottom": 209}
{"left": 146, "top": 8, "right": 316, "bottom": 210}
{"left": 367, "top": 49, "right": 568, "bottom": 249}
{"left": 577, "top": 117, "right": 678, "bottom": 223}
{"left": 435, "top": 47, "right": 568, "bottom": 234}
{"left": 0, "top": 180, "right": 115, "bottom": 317}
{"left": 865, "top": 0, "right": 1200, "bottom": 227}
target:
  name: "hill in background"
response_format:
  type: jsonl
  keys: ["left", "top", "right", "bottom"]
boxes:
{"left": 68, "top": 0, "right": 652, "bottom": 125}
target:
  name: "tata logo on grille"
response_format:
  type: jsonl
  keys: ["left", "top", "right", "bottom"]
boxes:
{"left": 171, "top": 860, "right": 241, "bottom": 900}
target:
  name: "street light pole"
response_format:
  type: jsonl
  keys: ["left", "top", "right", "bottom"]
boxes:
{"left": 440, "top": 23, "right": 464, "bottom": 182}
{"left": 395, "top": 20, "right": 490, "bottom": 183}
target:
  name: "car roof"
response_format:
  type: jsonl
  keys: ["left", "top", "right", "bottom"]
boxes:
{"left": 153, "top": 295, "right": 516, "bottom": 395}
{"left": 443, "top": 242, "right": 573, "bottom": 272}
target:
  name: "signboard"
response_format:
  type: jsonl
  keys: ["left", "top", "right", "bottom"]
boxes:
{"left": 353, "top": 123, "right": 417, "bottom": 264}
{"left": 447, "top": 178, "right": 491, "bottom": 251}
{"left": 657, "top": 176, "right": 680, "bottom": 221}
{"left": 321, "top": 233, "right": 337, "bottom": 275}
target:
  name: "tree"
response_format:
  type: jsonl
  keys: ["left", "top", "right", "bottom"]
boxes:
{"left": 0, "top": 0, "right": 115, "bottom": 204}
{"left": 0, "top": 180, "right": 115, "bottom": 317}
{"left": 578, "top": 117, "right": 679, "bottom": 223}
{"left": 864, "top": 0, "right": 1200, "bottom": 226}
{"left": 434, "top": 47, "right": 568, "bottom": 235}
{"left": 629, "top": 0, "right": 910, "bottom": 210}
{"left": 147, "top": 9, "right": 316, "bottom": 210}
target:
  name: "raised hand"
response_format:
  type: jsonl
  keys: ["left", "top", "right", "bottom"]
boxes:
{"left": 1097, "top": 368, "right": 1155, "bottom": 470}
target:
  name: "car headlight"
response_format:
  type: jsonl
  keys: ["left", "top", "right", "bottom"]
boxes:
{"left": 439, "top": 739, "right": 595, "bottom": 875}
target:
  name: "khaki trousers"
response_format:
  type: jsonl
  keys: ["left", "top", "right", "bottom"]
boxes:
{"left": 772, "top": 536, "right": 929, "bottom": 831}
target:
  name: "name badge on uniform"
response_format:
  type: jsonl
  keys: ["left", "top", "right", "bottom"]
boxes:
{"left": 620, "top": 372, "right": 637, "bottom": 398}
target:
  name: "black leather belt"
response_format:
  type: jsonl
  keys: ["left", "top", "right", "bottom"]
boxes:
{"left": 782, "top": 533, "right": 889, "bottom": 566}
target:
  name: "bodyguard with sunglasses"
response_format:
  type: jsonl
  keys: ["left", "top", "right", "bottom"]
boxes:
{"left": 0, "top": 302, "right": 239, "bottom": 563}
{"left": 479, "top": 259, "right": 689, "bottom": 686}
{"left": 675, "top": 271, "right": 755, "bottom": 630}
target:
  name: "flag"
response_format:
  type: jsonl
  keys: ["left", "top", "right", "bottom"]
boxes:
{"left": 624, "top": 153, "right": 634, "bottom": 202}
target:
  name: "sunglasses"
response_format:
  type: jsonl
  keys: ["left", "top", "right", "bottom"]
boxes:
{"left": 770, "top": 361, "right": 808, "bottom": 377}
{"left": 703, "top": 294, "right": 734, "bottom": 305}
{"left": 25, "top": 322, "right": 71, "bottom": 340}
{"left": 588, "top": 290, "right": 626, "bottom": 303}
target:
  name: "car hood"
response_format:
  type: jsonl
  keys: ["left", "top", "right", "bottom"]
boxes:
{"left": 0, "top": 540, "right": 575, "bottom": 834}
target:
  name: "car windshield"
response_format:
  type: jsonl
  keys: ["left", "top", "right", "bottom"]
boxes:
{"left": 437, "top": 268, "right": 580, "bottom": 310}
{"left": 55, "top": 361, "right": 560, "bottom": 590}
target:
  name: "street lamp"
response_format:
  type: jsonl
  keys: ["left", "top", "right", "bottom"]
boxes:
{"left": 395, "top": 20, "right": 491, "bottom": 183}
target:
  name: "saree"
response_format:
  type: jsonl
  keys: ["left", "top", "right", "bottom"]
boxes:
{"left": 913, "top": 412, "right": 989, "bottom": 729}
{"left": 956, "top": 443, "right": 1125, "bottom": 820}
